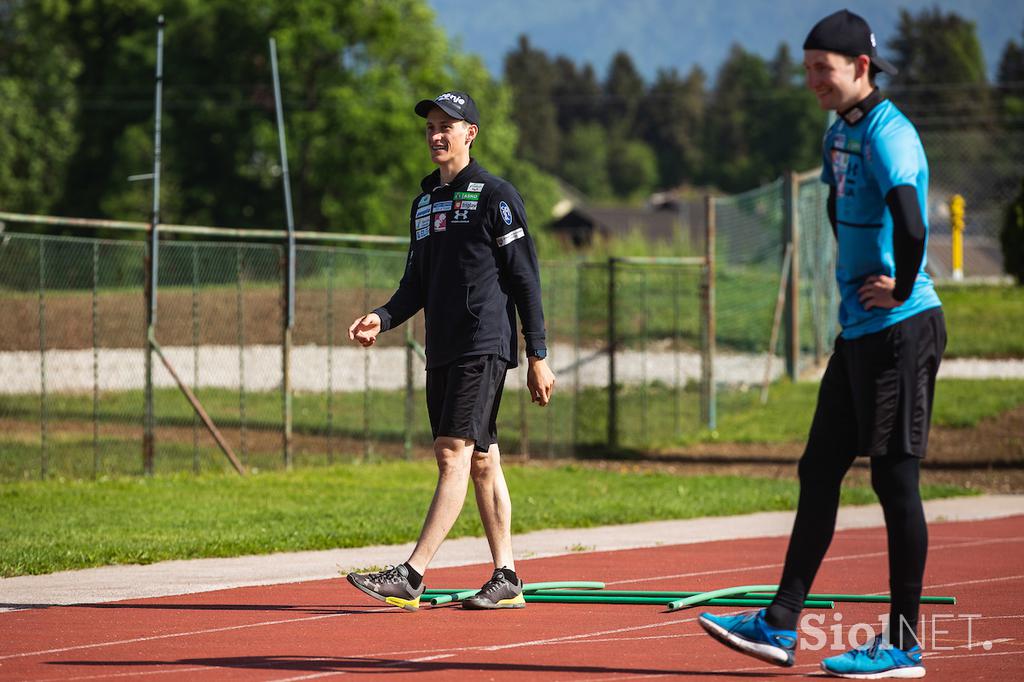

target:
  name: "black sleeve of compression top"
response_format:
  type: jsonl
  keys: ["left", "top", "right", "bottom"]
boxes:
{"left": 827, "top": 186, "right": 837, "bottom": 238}
{"left": 885, "top": 184, "right": 927, "bottom": 302}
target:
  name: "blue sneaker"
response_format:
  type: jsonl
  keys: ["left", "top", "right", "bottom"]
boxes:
{"left": 698, "top": 609, "right": 797, "bottom": 666}
{"left": 820, "top": 637, "right": 925, "bottom": 679}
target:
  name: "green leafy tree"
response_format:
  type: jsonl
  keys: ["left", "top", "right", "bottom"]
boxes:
{"left": 0, "top": 3, "right": 80, "bottom": 214}
{"left": 887, "top": 8, "right": 990, "bottom": 129}
{"left": 7, "top": 0, "right": 556, "bottom": 238}
{"left": 503, "top": 34, "right": 561, "bottom": 172}
{"left": 997, "top": 25, "right": 1024, "bottom": 125}
{"left": 607, "top": 137, "right": 657, "bottom": 199}
{"left": 560, "top": 123, "right": 611, "bottom": 198}
{"left": 552, "top": 56, "right": 602, "bottom": 132}
{"left": 603, "top": 51, "right": 645, "bottom": 133}
{"left": 1002, "top": 178, "right": 1024, "bottom": 284}
{"left": 637, "top": 66, "right": 705, "bottom": 188}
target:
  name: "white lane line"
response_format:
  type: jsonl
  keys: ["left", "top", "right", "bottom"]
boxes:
{"left": 926, "top": 573, "right": 1024, "bottom": 590}
{"left": 608, "top": 536, "right": 1024, "bottom": 586}
{"left": 0, "top": 609, "right": 390, "bottom": 661}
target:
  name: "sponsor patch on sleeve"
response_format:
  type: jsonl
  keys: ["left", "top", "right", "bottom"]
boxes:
{"left": 415, "top": 226, "right": 430, "bottom": 240}
{"left": 496, "top": 226, "right": 525, "bottom": 247}
{"left": 467, "top": 182, "right": 485, "bottom": 192}
{"left": 418, "top": 194, "right": 431, "bottom": 207}
{"left": 415, "top": 216, "right": 430, "bottom": 229}
{"left": 415, "top": 204, "right": 431, "bottom": 218}
{"left": 499, "top": 200, "right": 513, "bottom": 226}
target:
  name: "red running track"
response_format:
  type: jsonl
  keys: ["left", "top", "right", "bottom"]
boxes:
{"left": 2, "top": 515, "right": 1022, "bottom": 680}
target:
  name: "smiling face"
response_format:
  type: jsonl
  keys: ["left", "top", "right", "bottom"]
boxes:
{"left": 425, "top": 107, "right": 477, "bottom": 167}
{"left": 803, "top": 49, "right": 873, "bottom": 112}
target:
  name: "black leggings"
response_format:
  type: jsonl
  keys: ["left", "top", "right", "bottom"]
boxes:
{"left": 767, "top": 453, "right": 928, "bottom": 649}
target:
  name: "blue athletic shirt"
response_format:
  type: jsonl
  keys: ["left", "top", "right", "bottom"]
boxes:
{"left": 821, "top": 98, "right": 941, "bottom": 339}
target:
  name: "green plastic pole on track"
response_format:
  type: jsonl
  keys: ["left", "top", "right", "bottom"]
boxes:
{"left": 667, "top": 585, "right": 779, "bottom": 611}
{"left": 425, "top": 581, "right": 605, "bottom": 605}
{"left": 743, "top": 592, "right": 956, "bottom": 605}
{"left": 423, "top": 581, "right": 605, "bottom": 595}
{"left": 524, "top": 595, "right": 834, "bottom": 609}
{"left": 527, "top": 589, "right": 956, "bottom": 605}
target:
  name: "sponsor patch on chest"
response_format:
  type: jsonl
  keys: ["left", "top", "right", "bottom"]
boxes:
{"left": 433, "top": 212, "right": 447, "bottom": 232}
{"left": 466, "top": 182, "right": 485, "bottom": 192}
{"left": 432, "top": 200, "right": 453, "bottom": 213}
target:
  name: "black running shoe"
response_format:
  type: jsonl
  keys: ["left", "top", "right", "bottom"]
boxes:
{"left": 462, "top": 569, "right": 526, "bottom": 610}
{"left": 346, "top": 564, "right": 425, "bottom": 611}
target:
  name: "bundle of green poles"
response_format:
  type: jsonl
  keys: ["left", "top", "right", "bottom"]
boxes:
{"left": 423, "top": 582, "right": 957, "bottom": 611}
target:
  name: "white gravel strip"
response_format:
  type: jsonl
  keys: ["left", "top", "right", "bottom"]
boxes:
{"left": 1, "top": 344, "right": 1020, "bottom": 395}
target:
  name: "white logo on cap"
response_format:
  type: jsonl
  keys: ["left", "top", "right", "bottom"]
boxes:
{"left": 870, "top": 33, "right": 876, "bottom": 47}
{"left": 436, "top": 92, "right": 466, "bottom": 106}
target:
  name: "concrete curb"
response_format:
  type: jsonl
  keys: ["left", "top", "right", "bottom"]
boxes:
{"left": 3, "top": 495, "right": 1022, "bottom": 612}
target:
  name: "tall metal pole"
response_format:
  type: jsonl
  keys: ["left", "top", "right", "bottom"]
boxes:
{"left": 783, "top": 171, "right": 800, "bottom": 381}
{"left": 143, "top": 15, "right": 165, "bottom": 476}
{"left": 270, "top": 37, "right": 295, "bottom": 468}
{"left": 701, "top": 195, "right": 717, "bottom": 431}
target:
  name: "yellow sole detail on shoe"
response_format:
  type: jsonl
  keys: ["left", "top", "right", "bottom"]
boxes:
{"left": 385, "top": 596, "right": 420, "bottom": 611}
{"left": 497, "top": 594, "right": 526, "bottom": 607}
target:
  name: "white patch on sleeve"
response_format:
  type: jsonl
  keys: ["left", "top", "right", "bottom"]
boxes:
{"left": 496, "top": 227, "right": 525, "bottom": 247}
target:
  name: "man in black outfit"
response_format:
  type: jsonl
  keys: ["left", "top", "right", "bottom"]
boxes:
{"left": 345, "top": 90, "right": 555, "bottom": 611}
{"left": 699, "top": 10, "right": 945, "bottom": 679}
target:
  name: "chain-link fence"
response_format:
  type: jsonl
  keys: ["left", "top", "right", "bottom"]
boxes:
{"left": 919, "top": 130, "right": 1022, "bottom": 280}
{"left": 0, "top": 227, "right": 712, "bottom": 478}
{"left": 1, "top": 179, "right": 847, "bottom": 480}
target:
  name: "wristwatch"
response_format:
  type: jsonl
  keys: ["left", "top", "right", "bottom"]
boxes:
{"left": 527, "top": 348, "right": 547, "bottom": 360}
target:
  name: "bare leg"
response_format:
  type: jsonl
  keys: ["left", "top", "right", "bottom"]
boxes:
{"left": 471, "top": 443, "right": 515, "bottom": 570}
{"left": 405, "top": 437, "right": 474, "bottom": 575}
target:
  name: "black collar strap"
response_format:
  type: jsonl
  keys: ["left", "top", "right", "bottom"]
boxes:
{"left": 838, "top": 88, "right": 883, "bottom": 126}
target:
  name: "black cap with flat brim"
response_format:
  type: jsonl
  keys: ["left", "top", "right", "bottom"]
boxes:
{"left": 804, "top": 9, "right": 898, "bottom": 76}
{"left": 415, "top": 90, "right": 480, "bottom": 125}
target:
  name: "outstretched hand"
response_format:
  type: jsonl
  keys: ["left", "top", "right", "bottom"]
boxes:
{"left": 527, "top": 357, "right": 556, "bottom": 407}
{"left": 348, "top": 313, "right": 382, "bottom": 347}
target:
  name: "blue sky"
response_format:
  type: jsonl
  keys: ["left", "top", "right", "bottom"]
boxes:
{"left": 428, "top": 0, "right": 1023, "bottom": 82}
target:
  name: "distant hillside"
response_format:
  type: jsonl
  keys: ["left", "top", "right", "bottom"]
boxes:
{"left": 428, "top": 0, "right": 1022, "bottom": 83}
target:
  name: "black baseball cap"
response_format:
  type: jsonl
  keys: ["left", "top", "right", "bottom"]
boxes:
{"left": 414, "top": 90, "right": 480, "bottom": 125}
{"left": 803, "top": 9, "right": 898, "bottom": 76}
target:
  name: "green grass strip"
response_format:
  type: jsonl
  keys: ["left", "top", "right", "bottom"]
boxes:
{"left": 0, "top": 463, "right": 976, "bottom": 577}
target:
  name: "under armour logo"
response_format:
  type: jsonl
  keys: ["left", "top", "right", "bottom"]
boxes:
{"left": 453, "top": 209, "right": 469, "bottom": 221}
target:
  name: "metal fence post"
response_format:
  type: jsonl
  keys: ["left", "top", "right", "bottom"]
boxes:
{"left": 270, "top": 37, "right": 296, "bottom": 470}
{"left": 607, "top": 257, "right": 618, "bottom": 451}
{"left": 38, "top": 239, "right": 48, "bottom": 478}
{"left": 92, "top": 241, "right": 100, "bottom": 478}
{"left": 701, "top": 196, "right": 717, "bottom": 431}
{"left": 142, "top": 15, "right": 164, "bottom": 477}
{"left": 783, "top": 171, "right": 800, "bottom": 381}
{"left": 191, "top": 243, "right": 200, "bottom": 473}
{"left": 327, "top": 249, "right": 335, "bottom": 463}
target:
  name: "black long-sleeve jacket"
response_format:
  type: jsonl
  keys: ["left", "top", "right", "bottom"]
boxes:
{"left": 373, "top": 159, "right": 547, "bottom": 370}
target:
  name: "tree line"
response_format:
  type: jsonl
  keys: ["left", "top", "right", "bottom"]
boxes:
{"left": 1, "top": 1, "right": 1021, "bottom": 242}
{"left": 504, "top": 9, "right": 1024, "bottom": 200}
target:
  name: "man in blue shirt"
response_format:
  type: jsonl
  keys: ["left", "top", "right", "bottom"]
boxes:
{"left": 699, "top": 10, "right": 945, "bottom": 679}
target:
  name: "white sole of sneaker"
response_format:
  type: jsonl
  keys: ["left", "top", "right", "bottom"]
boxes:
{"left": 699, "top": 615, "right": 793, "bottom": 666}
{"left": 819, "top": 662, "right": 926, "bottom": 679}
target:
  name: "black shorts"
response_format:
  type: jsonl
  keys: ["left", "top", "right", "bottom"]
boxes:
{"left": 806, "top": 307, "right": 946, "bottom": 458}
{"left": 426, "top": 354, "right": 508, "bottom": 452}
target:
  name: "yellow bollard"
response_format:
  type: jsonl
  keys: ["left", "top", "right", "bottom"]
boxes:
{"left": 950, "top": 194, "right": 965, "bottom": 281}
